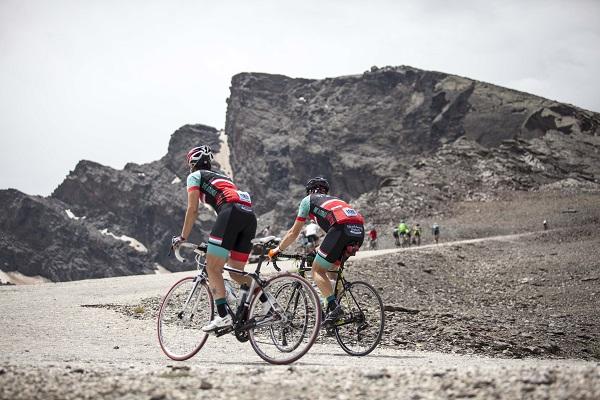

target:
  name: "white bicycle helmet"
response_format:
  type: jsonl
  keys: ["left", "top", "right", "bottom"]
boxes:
{"left": 186, "top": 145, "right": 214, "bottom": 169}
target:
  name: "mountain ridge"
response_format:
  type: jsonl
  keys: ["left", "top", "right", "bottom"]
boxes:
{"left": 1, "top": 65, "right": 599, "bottom": 282}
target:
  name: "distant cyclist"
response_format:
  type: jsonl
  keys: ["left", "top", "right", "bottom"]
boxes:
{"left": 412, "top": 223, "right": 422, "bottom": 246}
{"left": 398, "top": 221, "right": 410, "bottom": 246}
{"left": 392, "top": 226, "right": 400, "bottom": 246}
{"left": 432, "top": 223, "right": 440, "bottom": 244}
{"left": 368, "top": 228, "right": 378, "bottom": 249}
{"left": 171, "top": 145, "right": 259, "bottom": 333}
{"left": 269, "top": 177, "right": 365, "bottom": 327}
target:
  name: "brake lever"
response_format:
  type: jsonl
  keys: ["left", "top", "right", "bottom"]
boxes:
{"left": 272, "top": 258, "right": 281, "bottom": 272}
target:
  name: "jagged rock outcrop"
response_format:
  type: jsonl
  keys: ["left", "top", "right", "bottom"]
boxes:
{"left": 225, "top": 65, "right": 600, "bottom": 225}
{"left": 0, "top": 189, "right": 153, "bottom": 281}
{"left": 51, "top": 124, "right": 221, "bottom": 272}
{"left": 3, "top": 65, "right": 600, "bottom": 282}
{"left": 0, "top": 124, "right": 221, "bottom": 281}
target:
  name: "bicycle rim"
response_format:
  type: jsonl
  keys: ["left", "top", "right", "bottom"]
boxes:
{"left": 334, "top": 281, "right": 384, "bottom": 356}
{"left": 157, "top": 276, "right": 213, "bottom": 360}
{"left": 248, "top": 274, "right": 322, "bottom": 364}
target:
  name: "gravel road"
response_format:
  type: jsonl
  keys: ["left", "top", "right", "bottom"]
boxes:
{"left": 2, "top": 234, "right": 599, "bottom": 399}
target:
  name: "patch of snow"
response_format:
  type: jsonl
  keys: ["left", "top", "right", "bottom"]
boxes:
{"left": 298, "top": 96, "right": 306, "bottom": 103}
{"left": 99, "top": 229, "right": 148, "bottom": 253}
{"left": 0, "top": 269, "right": 51, "bottom": 285}
{"left": 138, "top": 173, "right": 146, "bottom": 177}
{"left": 171, "top": 176, "right": 182, "bottom": 184}
{"left": 65, "top": 209, "right": 80, "bottom": 220}
{"left": 154, "top": 263, "right": 171, "bottom": 274}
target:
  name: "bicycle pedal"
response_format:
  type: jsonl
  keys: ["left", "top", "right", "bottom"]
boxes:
{"left": 213, "top": 326, "right": 234, "bottom": 337}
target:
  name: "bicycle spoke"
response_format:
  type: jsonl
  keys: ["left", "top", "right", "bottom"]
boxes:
{"left": 157, "top": 277, "right": 213, "bottom": 360}
{"left": 248, "top": 274, "right": 321, "bottom": 364}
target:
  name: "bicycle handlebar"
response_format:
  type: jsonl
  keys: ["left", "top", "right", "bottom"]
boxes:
{"left": 173, "top": 242, "right": 207, "bottom": 263}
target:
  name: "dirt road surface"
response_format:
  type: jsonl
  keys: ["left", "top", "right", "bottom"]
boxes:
{"left": 2, "top": 233, "right": 599, "bottom": 399}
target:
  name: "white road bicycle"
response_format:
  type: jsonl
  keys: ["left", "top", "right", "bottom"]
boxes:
{"left": 157, "top": 237, "right": 322, "bottom": 365}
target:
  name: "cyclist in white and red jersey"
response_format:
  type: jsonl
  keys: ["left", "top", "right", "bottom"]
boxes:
{"left": 269, "top": 177, "right": 365, "bottom": 326}
{"left": 171, "top": 145, "right": 257, "bottom": 332}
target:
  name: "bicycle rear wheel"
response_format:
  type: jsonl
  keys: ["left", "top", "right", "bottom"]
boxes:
{"left": 334, "top": 280, "right": 384, "bottom": 356}
{"left": 157, "top": 276, "right": 213, "bottom": 360}
{"left": 248, "top": 274, "right": 322, "bottom": 364}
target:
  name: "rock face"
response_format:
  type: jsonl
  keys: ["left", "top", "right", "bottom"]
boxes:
{"left": 0, "top": 124, "right": 221, "bottom": 281}
{"left": 225, "top": 66, "right": 600, "bottom": 225}
{"left": 0, "top": 189, "right": 153, "bottom": 281}
{"left": 2, "top": 65, "right": 600, "bottom": 282}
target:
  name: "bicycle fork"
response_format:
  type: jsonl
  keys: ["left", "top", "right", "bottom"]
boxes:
{"left": 178, "top": 277, "right": 204, "bottom": 322}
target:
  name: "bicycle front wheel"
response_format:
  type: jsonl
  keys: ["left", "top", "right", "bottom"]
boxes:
{"left": 335, "top": 280, "right": 384, "bottom": 356}
{"left": 248, "top": 274, "right": 322, "bottom": 364}
{"left": 157, "top": 276, "right": 213, "bottom": 361}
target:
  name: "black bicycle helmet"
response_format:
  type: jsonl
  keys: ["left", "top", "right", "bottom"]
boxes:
{"left": 305, "top": 176, "right": 329, "bottom": 194}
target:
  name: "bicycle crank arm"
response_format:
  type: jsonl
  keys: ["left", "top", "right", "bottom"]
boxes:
{"left": 213, "top": 326, "right": 235, "bottom": 337}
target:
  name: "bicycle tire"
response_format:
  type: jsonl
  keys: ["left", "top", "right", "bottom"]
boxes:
{"left": 157, "top": 276, "right": 213, "bottom": 361}
{"left": 334, "top": 280, "right": 384, "bottom": 356}
{"left": 248, "top": 273, "right": 322, "bottom": 364}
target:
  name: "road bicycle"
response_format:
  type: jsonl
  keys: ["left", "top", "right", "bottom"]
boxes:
{"left": 157, "top": 237, "right": 322, "bottom": 365}
{"left": 272, "top": 244, "right": 384, "bottom": 356}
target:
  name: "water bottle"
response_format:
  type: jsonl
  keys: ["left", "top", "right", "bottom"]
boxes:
{"left": 236, "top": 284, "right": 250, "bottom": 320}
{"left": 224, "top": 279, "right": 237, "bottom": 309}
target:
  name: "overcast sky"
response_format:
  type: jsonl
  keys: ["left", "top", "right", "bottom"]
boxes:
{"left": 1, "top": 0, "right": 599, "bottom": 196}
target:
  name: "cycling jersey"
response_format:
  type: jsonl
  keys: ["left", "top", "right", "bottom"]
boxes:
{"left": 296, "top": 194, "right": 364, "bottom": 269}
{"left": 186, "top": 170, "right": 256, "bottom": 261}
{"left": 187, "top": 170, "right": 252, "bottom": 214}
{"left": 296, "top": 194, "right": 364, "bottom": 231}
{"left": 398, "top": 223, "right": 409, "bottom": 234}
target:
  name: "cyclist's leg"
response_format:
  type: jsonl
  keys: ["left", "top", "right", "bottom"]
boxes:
{"left": 206, "top": 204, "right": 235, "bottom": 301}
{"left": 205, "top": 204, "right": 252, "bottom": 326}
{"left": 312, "top": 228, "right": 343, "bottom": 300}
{"left": 316, "top": 224, "right": 364, "bottom": 315}
{"left": 227, "top": 204, "right": 257, "bottom": 287}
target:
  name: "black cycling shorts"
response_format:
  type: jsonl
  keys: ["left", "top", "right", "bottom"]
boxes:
{"left": 207, "top": 203, "right": 257, "bottom": 262}
{"left": 316, "top": 223, "right": 364, "bottom": 267}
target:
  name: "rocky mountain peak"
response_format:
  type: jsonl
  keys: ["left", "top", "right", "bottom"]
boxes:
{"left": 2, "top": 65, "right": 599, "bottom": 283}
{"left": 225, "top": 65, "right": 599, "bottom": 225}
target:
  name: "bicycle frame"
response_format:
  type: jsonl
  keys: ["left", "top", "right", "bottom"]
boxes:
{"left": 176, "top": 242, "right": 284, "bottom": 338}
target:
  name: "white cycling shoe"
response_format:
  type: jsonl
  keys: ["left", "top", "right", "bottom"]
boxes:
{"left": 201, "top": 314, "right": 232, "bottom": 332}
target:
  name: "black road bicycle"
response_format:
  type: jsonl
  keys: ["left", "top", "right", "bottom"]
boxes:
{"left": 272, "top": 244, "right": 384, "bottom": 356}
{"left": 157, "top": 237, "right": 322, "bottom": 365}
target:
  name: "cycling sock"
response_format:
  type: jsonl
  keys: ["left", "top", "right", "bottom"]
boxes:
{"left": 215, "top": 298, "right": 228, "bottom": 317}
{"left": 326, "top": 294, "right": 337, "bottom": 312}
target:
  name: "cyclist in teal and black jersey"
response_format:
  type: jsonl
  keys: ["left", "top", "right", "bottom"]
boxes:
{"left": 171, "top": 145, "right": 258, "bottom": 333}
{"left": 269, "top": 177, "right": 365, "bottom": 327}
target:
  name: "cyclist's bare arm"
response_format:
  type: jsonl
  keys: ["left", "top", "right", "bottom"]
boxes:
{"left": 278, "top": 219, "right": 304, "bottom": 251}
{"left": 181, "top": 190, "right": 200, "bottom": 239}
